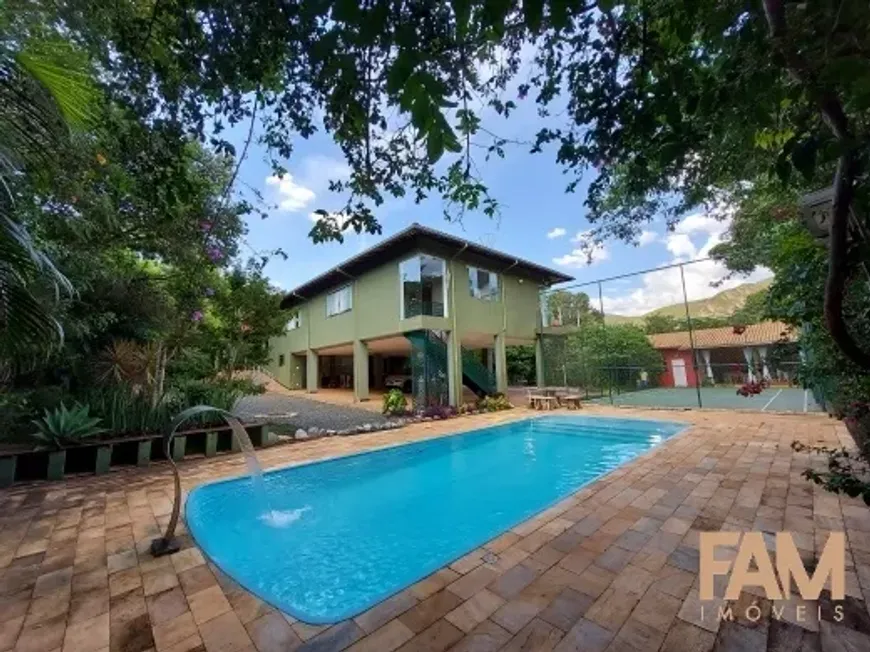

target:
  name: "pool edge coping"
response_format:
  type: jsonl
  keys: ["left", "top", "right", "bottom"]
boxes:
{"left": 182, "top": 412, "right": 693, "bottom": 625}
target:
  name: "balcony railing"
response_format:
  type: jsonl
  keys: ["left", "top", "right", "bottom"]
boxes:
{"left": 403, "top": 300, "right": 445, "bottom": 319}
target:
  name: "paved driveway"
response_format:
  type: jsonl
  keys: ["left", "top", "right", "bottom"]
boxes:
{"left": 235, "top": 391, "right": 394, "bottom": 432}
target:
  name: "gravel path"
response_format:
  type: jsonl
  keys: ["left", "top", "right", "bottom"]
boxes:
{"left": 235, "top": 392, "right": 393, "bottom": 432}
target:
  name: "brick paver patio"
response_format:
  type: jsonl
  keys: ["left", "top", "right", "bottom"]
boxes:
{"left": 1, "top": 407, "right": 869, "bottom": 652}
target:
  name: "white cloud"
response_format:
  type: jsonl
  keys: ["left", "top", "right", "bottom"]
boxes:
{"left": 265, "top": 174, "right": 316, "bottom": 212}
{"left": 553, "top": 231, "right": 609, "bottom": 267}
{"left": 547, "top": 227, "right": 567, "bottom": 239}
{"left": 666, "top": 233, "right": 696, "bottom": 259}
{"left": 638, "top": 230, "right": 657, "bottom": 246}
{"left": 674, "top": 213, "right": 728, "bottom": 237}
{"left": 600, "top": 211, "right": 771, "bottom": 316}
{"left": 265, "top": 155, "right": 351, "bottom": 214}
{"left": 602, "top": 262, "right": 772, "bottom": 316}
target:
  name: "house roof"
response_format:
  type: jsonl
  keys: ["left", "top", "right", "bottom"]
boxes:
{"left": 280, "top": 223, "right": 574, "bottom": 310}
{"left": 648, "top": 321, "right": 796, "bottom": 351}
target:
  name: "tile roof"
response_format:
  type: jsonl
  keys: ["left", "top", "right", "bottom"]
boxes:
{"left": 647, "top": 321, "right": 796, "bottom": 350}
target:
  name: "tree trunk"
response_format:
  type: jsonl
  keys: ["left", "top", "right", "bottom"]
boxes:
{"left": 762, "top": 0, "right": 870, "bottom": 370}
{"left": 152, "top": 342, "right": 166, "bottom": 408}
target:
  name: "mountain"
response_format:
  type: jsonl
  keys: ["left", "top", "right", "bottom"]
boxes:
{"left": 604, "top": 279, "right": 772, "bottom": 324}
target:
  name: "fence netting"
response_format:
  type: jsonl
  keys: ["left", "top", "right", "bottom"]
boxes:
{"left": 538, "top": 260, "right": 819, "bottom": 412}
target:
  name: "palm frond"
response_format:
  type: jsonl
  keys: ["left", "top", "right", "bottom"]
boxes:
{"left": 0, "top": 36, "right": 95, "bottom": 362}
{"left": 16, "top": 40, "right": 99, "bottom": 130}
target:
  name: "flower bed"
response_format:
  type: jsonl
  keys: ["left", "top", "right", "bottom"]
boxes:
{"left": 284, "top": 395, "right": 515, "bottom": 442}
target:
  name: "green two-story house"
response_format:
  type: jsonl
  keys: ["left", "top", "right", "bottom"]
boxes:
{"left": 266, "top": 223, "right": 572, "bottom": 407}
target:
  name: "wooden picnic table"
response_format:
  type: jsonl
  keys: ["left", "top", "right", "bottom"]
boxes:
{"left": 529, "top": 395, "right": 559, "bottom": 410}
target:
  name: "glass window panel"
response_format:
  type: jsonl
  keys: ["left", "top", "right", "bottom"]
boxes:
{"left": 326, "top": 286, "right": 352, "bottom": 316}
{"left": 401, "top": 255, "right": 446, "bottom": 318}
{"left": 400, "top": 258, "right": 422, "bottom": 318}
{"left": 420, "top": 255, "right": 445, "bottom": 317}
{"left": 468, "top": 266, "right": 499, "bottom": 301}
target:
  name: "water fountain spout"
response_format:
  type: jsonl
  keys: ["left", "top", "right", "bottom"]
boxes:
{"left": 150, "top": 405, "right": 264, "bottom": 557}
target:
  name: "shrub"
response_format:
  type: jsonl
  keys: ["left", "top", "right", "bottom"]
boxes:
{"left": 0, "top": 391, "right": 32, "bottom": 442}
{"left": 382, "top": 389, "right": 407, "bottom": 415}
{"left": 85, "top": 385, "right": 175, "bottom": 436}
{"left": 31, "top": 403, "right": 106, "bottom": 449}
{"left": 458, "top": 402, "right": 477, "bottom": 414}
{"left": 87, "top": 377, "right": 263, "bottom": 436}
{"left": 174, "top": 378, "right": 252, "bottom": 412}
{"left": 791, "top": 400, "right": 870, "bottom": 506}
{"left": 477, "top": 394, "right": 513, "bottom": 412}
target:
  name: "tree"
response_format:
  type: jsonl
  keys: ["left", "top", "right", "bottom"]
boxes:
{"left": 506, "top": 345, "right": 535, "bottom": 385}
{"left": 712, "top": 186, "right": 870, "bottom": 412}
{"left": 544, "top": 323, "right": 664, "bottom": 389}
{"left": 0, "top": 23, "right": 97, "bottom": 358}
{"left": 643, "top": 314, "right": 681, "bottom": 335}
{"left": 521, "top": 1, "right": 870, "bottom": 367}
{"left": 19, "top": 0, "right": 870, "bottom": 367}
{"left": 544, "top": 290, "right": 600, "bottom": 327}
{"left": 730, "top": 291, "right": 769, "bottom": 326}
{"left": 205, "top": 265, "right": 287, "bottom": 375}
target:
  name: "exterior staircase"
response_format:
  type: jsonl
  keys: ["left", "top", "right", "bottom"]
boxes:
{"left": 405, "top": 330, "right": 496, "bottom": 402}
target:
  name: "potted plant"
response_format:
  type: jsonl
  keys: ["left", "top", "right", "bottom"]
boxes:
{"left": 31, "top": 403, "right": 107, "bottom": 479}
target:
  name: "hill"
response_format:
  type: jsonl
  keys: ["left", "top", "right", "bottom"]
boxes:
{"left": 604, "top": 278, "right": 772, "bottom": 324}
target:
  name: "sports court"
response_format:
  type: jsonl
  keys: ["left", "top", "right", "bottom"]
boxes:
{"left": 588, "top": 386, "right": 822, "bottom": 412}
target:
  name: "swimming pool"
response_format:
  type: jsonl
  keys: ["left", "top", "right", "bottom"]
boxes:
{"left": 185, "top": 415, "right": 686, "bottom": 623}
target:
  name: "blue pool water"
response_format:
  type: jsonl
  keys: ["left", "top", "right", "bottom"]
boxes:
{"left": 186, "top": 415, "right": 686, "bottom": 623}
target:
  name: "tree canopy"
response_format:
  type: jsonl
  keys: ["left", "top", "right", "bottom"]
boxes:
{"left": 2, "top": 1, "right": 869, "bottom": 410}
{"left": 27, "top": 0, "right": 865, "bottom": 366}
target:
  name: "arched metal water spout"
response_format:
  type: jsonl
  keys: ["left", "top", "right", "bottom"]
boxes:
{"left": 150, "top": 405, "right": 259, "bottom": 557}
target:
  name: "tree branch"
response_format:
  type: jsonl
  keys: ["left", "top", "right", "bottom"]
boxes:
{"left": 222, "top": 91, "right": 259, "bottom": 205}
{"left": 762, "top": 0, "right": 870, "bottom": 370}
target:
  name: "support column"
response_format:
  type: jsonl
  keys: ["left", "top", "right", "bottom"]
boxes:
{"left": 494, "top": 334, "right": 508, "bottom": 394}
{"left": 371, "top": 354, "right": 384, "bottom": 390}
{"left": 446, "top": 330, "right": 463, "bottom": 407}
{"left": 353, "top": 340, "right": 370, "bottom": 401}
{"left": 742, "top": 347, "right": 755, "bottom": 383}
{"left": 306, "top": 349, "right": 319, "bottom": 392}
{"left": 535, "top": 336, "right": 545, "bottom": 388}
{"left": 701, "top": 349, "right": 713, "bottom": 380}
{"left": 757, "top": 346, "right": 771, "bottom": 380}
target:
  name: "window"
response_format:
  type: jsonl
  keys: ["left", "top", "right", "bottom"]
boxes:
{"left": 286, "top": 313, "right": 300, "bottom": 331}
{"left": 326, "top": 285, "right": 352, "bottom": 316}
{"left": 278, "top": 354, "right": 286, "bottom": 367}
{"left": 399, "top": 255, "right": 447, "bottom": 318}
{"left": 468, "top": 266, "right": 499, "bottom": 301}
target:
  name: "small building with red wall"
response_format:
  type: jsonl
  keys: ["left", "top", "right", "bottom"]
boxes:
{"left": 648, "top": 321, "right": 797, "bottom": 388}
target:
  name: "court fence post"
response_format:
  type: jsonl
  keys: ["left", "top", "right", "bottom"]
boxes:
{"left": 597, "top": 281, "right": 613, "bottom": 405}
{"left": 679, "top": 264, "right": 703, "bottom": 409}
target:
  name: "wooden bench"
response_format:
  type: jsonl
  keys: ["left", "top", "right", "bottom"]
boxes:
{"left": 560, "top": 394, "right": 583, "bottom": 409}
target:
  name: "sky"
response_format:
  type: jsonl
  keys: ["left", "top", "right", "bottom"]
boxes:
{"left": 233, "top": 83, "right": 770, "bottom": 318}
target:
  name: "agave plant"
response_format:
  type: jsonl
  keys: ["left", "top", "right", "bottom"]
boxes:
{"left": 31, "top": 403, "right": 106, "bottom": 449}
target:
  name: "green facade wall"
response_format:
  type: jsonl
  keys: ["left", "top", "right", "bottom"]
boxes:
{"left": 266, "top": 247, "right": 547, "bottom": 385}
